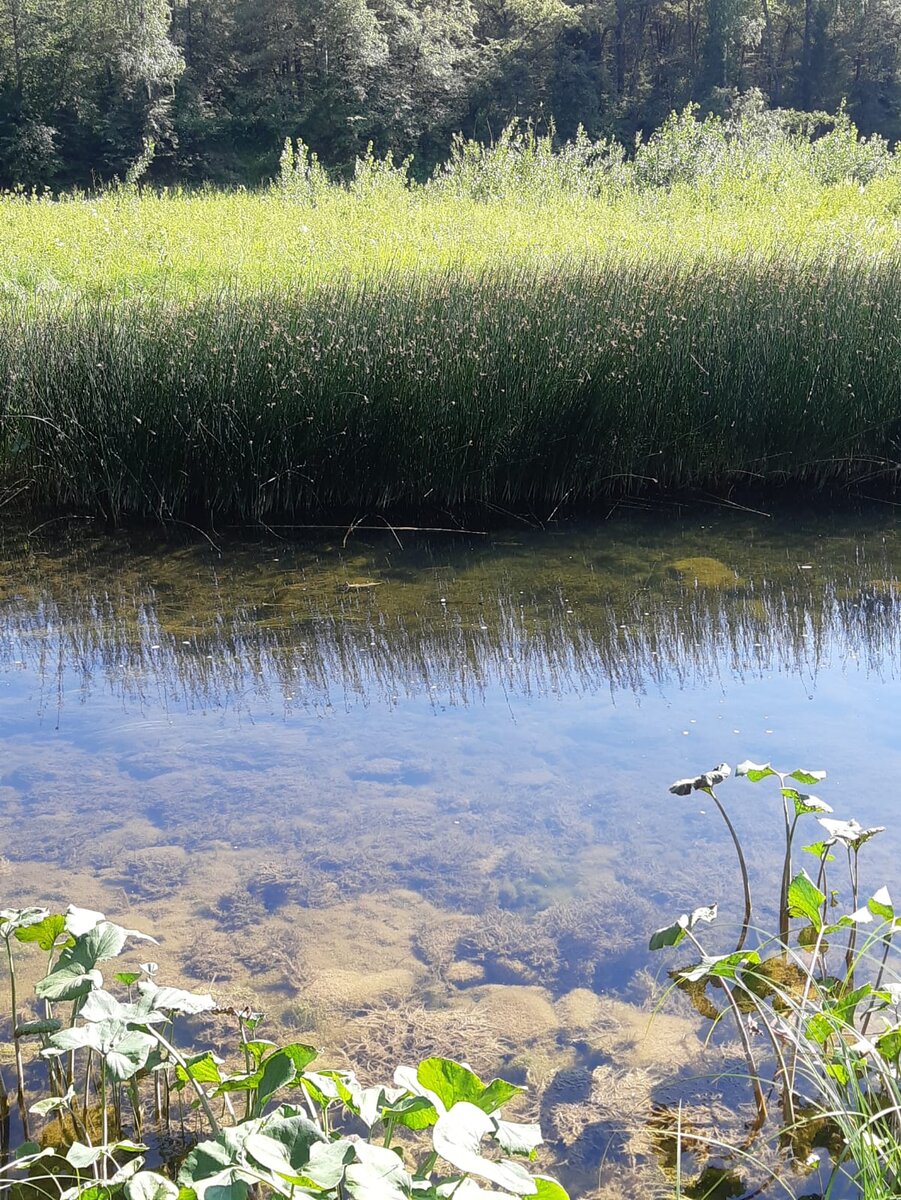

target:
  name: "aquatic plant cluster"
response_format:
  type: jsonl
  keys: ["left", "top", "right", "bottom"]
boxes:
{"left": 4, "top": 754, "right": 901, "bottom": 1198}
{"left": 656, "top": 761, "right": 901, "bottom": 1197}
{"left": 4, "top": 109, "right": 901, "bottom": 520}
{"left": 0, "top": 904, "right": 568, "bottom": 1200}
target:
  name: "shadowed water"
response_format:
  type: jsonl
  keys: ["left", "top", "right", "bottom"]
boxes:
{"left": 2, "top": 508, "right": 901, "bottom": 1196}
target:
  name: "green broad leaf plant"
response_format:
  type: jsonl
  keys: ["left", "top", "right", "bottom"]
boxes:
{"left": 656, "top": 759, "right": 901, "bottom": 1193}
{"left": 0, "top": 905, "right": 568, "bottom": 1200}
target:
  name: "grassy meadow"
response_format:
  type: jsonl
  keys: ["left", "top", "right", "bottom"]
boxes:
{"left": 4, "top": 110, "right": 901, "bottom": 520}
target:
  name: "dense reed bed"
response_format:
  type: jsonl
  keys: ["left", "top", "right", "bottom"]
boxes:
{"left": 4, "top": 110, "right": 901, "bottom": 519}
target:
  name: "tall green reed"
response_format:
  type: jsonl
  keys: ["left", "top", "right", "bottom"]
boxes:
{"left": 4, "top": 253, "right": 901, "bottom": 520}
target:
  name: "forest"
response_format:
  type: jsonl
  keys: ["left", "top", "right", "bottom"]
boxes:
{"left": 1, "top": 0, "right": 900, "bottom": 188}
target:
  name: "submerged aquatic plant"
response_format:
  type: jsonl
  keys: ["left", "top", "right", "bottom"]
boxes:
{"left": 0, "top": 902, "right": 568, "bottom": 1200}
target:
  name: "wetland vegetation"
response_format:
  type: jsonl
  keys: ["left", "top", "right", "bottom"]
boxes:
{"left": 0, "top": 903, "right": 569, "bottom": 1200}
{"left": 657, "top": 762, "right": 901, "bottom": 1198}
{"left": 5, "top": 108, "right": 901, "bottom": 519}
{"left": 3, "top": 513, "right": 901, "bottom": 1196}
{"left": 3, "top": 754, "right": 900, "bottom": 1200}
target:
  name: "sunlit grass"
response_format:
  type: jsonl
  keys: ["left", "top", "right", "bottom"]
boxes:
{"left": 1, "top": 177, "right": 900, "bottom": 302}
{"left": 4, "top": 122, "right": 901, "bottom": 519}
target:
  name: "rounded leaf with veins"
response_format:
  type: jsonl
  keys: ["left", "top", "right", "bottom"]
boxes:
{"left": 432, "top": 1103, "right": 537, "bottom": 1195}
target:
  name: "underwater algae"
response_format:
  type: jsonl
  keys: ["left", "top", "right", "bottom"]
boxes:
{"left": 4, "top": 511, "right": 901, "bottom": 1192}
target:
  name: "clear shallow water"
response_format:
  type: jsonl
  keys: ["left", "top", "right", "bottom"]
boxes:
{"left": 2, "top": 509, "right": 901, "bottom": 1196}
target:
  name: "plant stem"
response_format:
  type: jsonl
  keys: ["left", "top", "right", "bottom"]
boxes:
{"left": 100, "top": 1062, "right": 109, "bottom": 1152}
{"left": 0, "top": 1065, "right": 10, "bottom": 1162}
{"left": 685, "top": 929, "right": 766, "bottom": 1129}
{"left": 709, "top": 789, "right": 753, "bottom": 952}
{"left": 147, "top": 1027, "right": 220, "bottom": 1136}
{"left": 239, "top": 1016, "right": 252, "bottom": 1120}
{"left": 299, "top": 1080, "right": 324, "bottom": 1133}
{"left": 845, "top": 846, "right": 860, "bottom": 980}
{"left": 779, "top": 804, "right": 797, "bottom": 948}
{"left": 861, "top": 927, "right": 895, "bottom": 1036}
{"left": 83, "top": 1048, "right": 94, "bottom": 1125}
{"left": 128, "top": 1079, "right": 143, "bottom": 1140}
{"left": 4, "top": 937, "right": 30, "bottom": 1142}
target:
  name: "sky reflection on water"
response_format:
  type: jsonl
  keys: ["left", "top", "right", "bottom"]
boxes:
{"left": 1, "top": 509, "right": 901, "bottom": 1196}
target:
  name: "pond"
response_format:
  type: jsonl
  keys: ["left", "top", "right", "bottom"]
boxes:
{"left": 2, "top": 507, "right": 901, "bottom": 1197}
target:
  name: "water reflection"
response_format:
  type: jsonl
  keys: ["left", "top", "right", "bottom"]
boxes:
{"left": 1, "top": 510, "right": 901, "bottom": 1197}
{"left": 3, "top": 515, "right": 901, "bottom": 715}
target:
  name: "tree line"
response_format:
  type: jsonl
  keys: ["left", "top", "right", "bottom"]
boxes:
{"left": 1, "top": 0, "right": 900, "bottom": 188}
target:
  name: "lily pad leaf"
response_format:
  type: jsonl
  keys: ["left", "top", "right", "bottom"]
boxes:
{"left": 14, "top": 914, "right": 69, "bottom": 952}
{"left": 252, "top": 1112, "right": 325, "bottom": 1165}
{"left": 478, "top": 1079, "right": 525, "bottom": 1114}
{"left": 138, "top": 981, "right": 215, "bottom": 1015}
{"left": 275, "top": 1043, "right": 318, "bottom": 1075}
{"left": 46, "top": 1019, "right": 155, "bottom": 1081}
{"left": 16, "top": 1018, "right": 62, "bottom": 1037}
{"left": 394, "top": 1065, "right": 444, "bottom": 1114}
{"left": 677, "top": 950, "right": 760, "bottom": 983}
{"left": 175, "top": 1053, "right": 223, "bottom": 1087}
{"left": 242, "top": 1134, "right": 307, "bottom": 1184}
{"left": 183, "top": 1168, "right": 252, "bottom": 1200}
{"left": 106, "top": 1030, "right": 158, "bottom": 1082}
{"left": 30, "top": 1086, "right": 76, "bottom": 1115}
{"left": 433, "top": 1103, "right": 537, "bottom": 1195}
{"left": 788, "top": 769, "right": 827, "bottom": 785}
{"left": 242, "top": 1041, "right": 277, "bottom": 1066}
{"left": 244, "top": 1117, "right": 336, "bottom": 1188}
{"left": 36, "top": 964, "right": 103, "bottom": 1002}
{"left": 256, "top": 1050, "right": 305, "bottom": 1107}
{"left": 787, "top": 871, "right": 826, "bottom": 931}
{"left": 81, "top": 989, "right": 133, "bottom": 1023}
{"left": 533, "top": 1181, "right": 570, "bottom": 1200}
{"left": 179, "top": 1128, "right": 269, "bottom": 1191}
{"left": 818, "top": 818, "right": 885, "bottom": 850}
{"left": 868, "top": 887, "right": 895, "bottom": 924}
{"left": 305, "top": 1139, "right": 356, "bottom": 1190}
{"left": 736, "top": 761, "right": 777, "bottom": 782}
{"left": 64, "top": 906, "right": 107, "bottom": 937}
{"left": 781, "top": 789, "right": 832, "bottom": 816}
{"left": 39, "top": 921, "right": 138, "bottom": 998}
{"left": 698, "top": 764, "right": 731, "bottom": 787}
{"left": 66, "top": 1142, "right": 107, "bottom": 1169}
{"left": 801, "top": 842, "right": 835, "bottom": 862}
{"left": 493, "top": 1119, "right": 543, "bottom": 1157}
{"left": 381, "top": 1094, "right": 438, "bottom": 1131}
{"left": 126, "top": 1172, "right": 181, "bottom": 1200}
{"left": 11, "top": 1145, "right": 57, "bottom": 1169}
{"left": 417, "top": 1058, "right": 522, "bottom": 1116}
{"left": 0, "top": 908, "right": 51, "bottom": 939}
{"left": 833, "top": 984, "right": 875, "bottom": 1026}
{"left": 345, "top": 1141, "right": 412, "bottom": 1200}
{"left": 649, "top": 904, "right": 718, "bottom": 951}
{"left": 876, "top": 1025, "right": 901, "bottom": 1063}
{"left": 669, "top": 765, "right": 730, "bottom": 796}
{"left": 417, "top": 1059, "right": 486, "bottom": 1112}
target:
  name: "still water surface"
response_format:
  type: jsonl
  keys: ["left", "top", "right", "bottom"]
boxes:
{"left": 2, "top": 509, "right": 901, "bottom": 1196}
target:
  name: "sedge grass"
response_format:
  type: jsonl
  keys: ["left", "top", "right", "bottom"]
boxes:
{"left": 4, "top": 122, "right": 901, "bottom": 519}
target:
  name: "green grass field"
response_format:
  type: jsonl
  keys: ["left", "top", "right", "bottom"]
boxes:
{"left": 4, "top": 112, "right": 901, "bottom": 520}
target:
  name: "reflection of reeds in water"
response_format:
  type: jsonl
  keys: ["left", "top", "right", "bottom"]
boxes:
{"left": 0, "top": 522, "right": 899, "bottom": 711}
